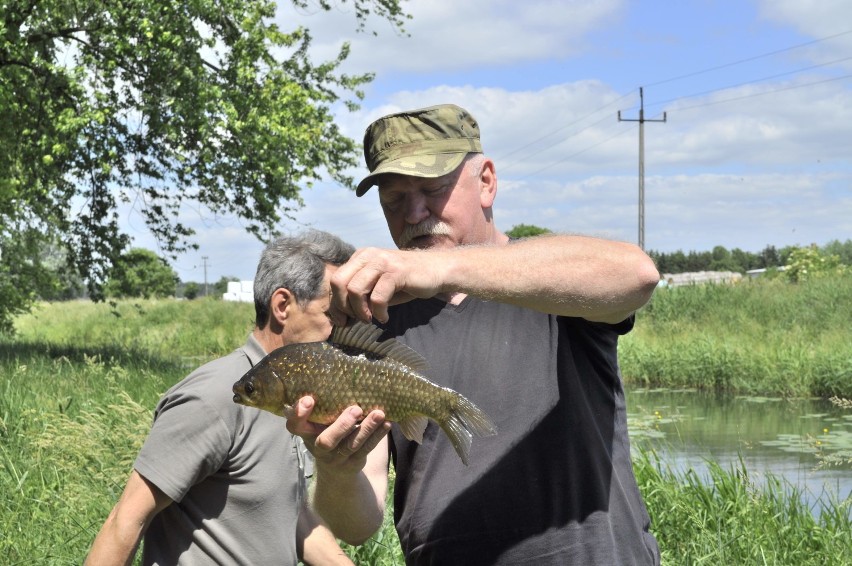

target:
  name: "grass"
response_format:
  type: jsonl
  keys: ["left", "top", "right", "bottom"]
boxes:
{"left": 1, "top": 284, "right": 850, "bottom": 564}
{"left": 622, "top": 274, "right": 852, "bottom": 397}
{"left": 635, "top": 450, "right": 852, "bottom": 565}
{"left": 0, "top": 298, "right": 251, "bottom": 564}
{"left": 0, "top": 355, "right": 162, "bottom": 564}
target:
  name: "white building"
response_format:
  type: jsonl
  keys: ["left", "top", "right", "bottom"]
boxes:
{"left": 660, "top": 271, "right": 743, "bottom": 287}
{"left": 222, "top": 280, "right": 254, "bottom": 302}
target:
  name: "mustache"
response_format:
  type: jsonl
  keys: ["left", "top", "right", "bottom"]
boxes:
{"left": 397, "top": 219, "right": 452, "bottom": 249}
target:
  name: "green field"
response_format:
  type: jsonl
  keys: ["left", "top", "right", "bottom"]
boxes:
{"left": 1, "top": 275, "right": 850, "bottom": 564}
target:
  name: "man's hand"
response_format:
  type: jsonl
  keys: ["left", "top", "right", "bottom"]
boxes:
{"left": 329, "top": 247, "right": 445, "bottom": 324}
{"left": 285, "top": 396, "right": 391, "bottom": 473}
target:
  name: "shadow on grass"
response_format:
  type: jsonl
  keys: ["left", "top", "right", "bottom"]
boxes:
{"left": 0, "top": 339, "right": 184, "bottom": 373}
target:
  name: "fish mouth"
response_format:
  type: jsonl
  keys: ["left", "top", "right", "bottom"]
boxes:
{"left": 232, "top": 391, "right": 257, "bottom": 408}
{"left": 232, "top": 382, "right": 252, "bottom": 406}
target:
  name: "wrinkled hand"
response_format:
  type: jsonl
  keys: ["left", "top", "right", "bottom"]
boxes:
{"left": 286, "top": 396, "right": 390, "bottom": 472}
{"left": 329, "top": 247, "right": 444, "bottom": 324}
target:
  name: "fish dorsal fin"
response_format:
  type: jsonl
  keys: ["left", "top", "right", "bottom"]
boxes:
{"left": 330, "top": 321, "right": 430, "bottom": 374}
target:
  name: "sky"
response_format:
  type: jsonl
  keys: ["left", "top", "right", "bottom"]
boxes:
{"left": 129, "top": 0, "right": 852, "bottom": 284}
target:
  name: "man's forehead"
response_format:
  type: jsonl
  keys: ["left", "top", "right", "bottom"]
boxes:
{"left": 377, "top": 169, "right": 460, "bottom": 193}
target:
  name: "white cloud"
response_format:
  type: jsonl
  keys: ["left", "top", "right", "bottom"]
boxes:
{"left": 281, "top": 0, "right": 625, "bottom": 74}
{"left": 757, "top": 0, "right": 852, "bottom": 70}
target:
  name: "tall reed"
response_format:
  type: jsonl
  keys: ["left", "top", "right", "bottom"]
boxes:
{"left": 623, "top": 274, "right": 852, "bottom": 397}
{"left": 634, "top": 450, "right": 852, "bottom": 565}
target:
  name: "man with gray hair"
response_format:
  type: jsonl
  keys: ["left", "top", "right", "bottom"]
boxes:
{"left": 287, "top": 105, "right": 662, "bottom": 565}
{"left": 87, "top": 229, "right": 355, "bottom": 565}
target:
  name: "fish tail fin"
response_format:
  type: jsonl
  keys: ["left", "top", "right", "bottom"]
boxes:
{"left": 440, "top": 395, "right": 497, "bottom": 466}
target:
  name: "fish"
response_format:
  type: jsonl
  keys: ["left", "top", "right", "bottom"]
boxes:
{"left": 232, "top": 321, "right": 496, "bottom": 465}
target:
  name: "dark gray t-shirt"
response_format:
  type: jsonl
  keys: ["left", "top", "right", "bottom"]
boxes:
{"left": 135, "top": 335, "right": 305, "bottom": 565}
{"left": 382, "top": 297, "right": 660, "bottom": 566}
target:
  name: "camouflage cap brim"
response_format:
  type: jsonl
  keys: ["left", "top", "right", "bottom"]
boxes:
{"left": 356, "top": 104, "right": 482, "bottom": 197}
{"left": 355, "top": 150, "right": 470, "bottom": 196}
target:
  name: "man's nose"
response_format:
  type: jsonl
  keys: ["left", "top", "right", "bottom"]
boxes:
{"left": 403, "top": 192, "right": 429, "bottom": 224}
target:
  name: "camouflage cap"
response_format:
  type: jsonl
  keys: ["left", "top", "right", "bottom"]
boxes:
{"left": 355, "top": 104, "right": 482, "bottom": 196}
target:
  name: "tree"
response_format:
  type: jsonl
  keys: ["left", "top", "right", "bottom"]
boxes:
{"left": 784, "top": 245, "right": 847, "bottom": 283}
{"left": 506, "top": 224, "right": 552, "bottom": 239}
{"left": 181, "top": 281, "right": 201, "bottom": 300}
{"left": 213, "top": 275, "right": 241, "bottom": 297}
{"left": 822, "top": 239, "right": 852, "bottom": 266}
{"left": 709, "top": 245, "right": 737, "bottom": 272}
{"left": 0, "top": 227, "right": 56, "bottom": 333}
{"left": 0, "top": 0, "right": 409, "bottom": 329}
{"left": 103, "top": 248, "right": 178, "bottom": 299}
{"left": 758, "top": 245, "right": 781, "bottom": 269}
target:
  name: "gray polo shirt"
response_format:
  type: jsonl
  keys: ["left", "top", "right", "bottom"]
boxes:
{"left": 136, "top": 335, "right": 304, "bottom": 565}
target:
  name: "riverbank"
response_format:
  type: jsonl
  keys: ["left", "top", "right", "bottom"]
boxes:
{"left": 621, "top": 274, "right": 852, "bottom": 397}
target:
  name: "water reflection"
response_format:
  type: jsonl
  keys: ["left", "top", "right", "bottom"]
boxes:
{"left": 626, "top": 388, "right": 852, "bottom": 514}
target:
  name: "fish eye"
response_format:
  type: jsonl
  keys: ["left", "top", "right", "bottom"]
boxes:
{"left": 245, "top": 382, "right": 254, "bottom": 395}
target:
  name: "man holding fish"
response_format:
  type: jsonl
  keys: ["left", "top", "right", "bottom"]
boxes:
{"left": 285, "top": 104, "right": 663, "bottom": 565}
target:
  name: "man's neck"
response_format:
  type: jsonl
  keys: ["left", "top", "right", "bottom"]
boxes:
{"left": 252, "top": 327, "right": 283, "bottom": 355}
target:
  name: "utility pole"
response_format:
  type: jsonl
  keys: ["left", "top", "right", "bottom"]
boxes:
{"left": 618, "top": 87, "right": 666, "bottom": 250}
{"left": 202, "top": 256, "right": 209, "bottom": 297}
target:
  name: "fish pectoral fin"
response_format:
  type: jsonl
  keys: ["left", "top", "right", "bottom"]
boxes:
{"left": 398, "top": 415, "right": 429, "bottom": 444}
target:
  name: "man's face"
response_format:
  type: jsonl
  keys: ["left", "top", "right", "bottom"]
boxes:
{"left": 377, "top": 158, "right": 486, "bottom": 250}
{"left": 281, "top": 264, "right": 338, "bottom": 345}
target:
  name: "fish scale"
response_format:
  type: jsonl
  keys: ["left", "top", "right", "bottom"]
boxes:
{"left": 232, "top": 321, "right": 496, "bottom": 465}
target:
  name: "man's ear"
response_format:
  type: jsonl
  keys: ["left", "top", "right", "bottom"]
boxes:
{"left": 479, "top": 157, "right": 497, "bottom": 208}
{"left": 269, "top": 287, "right": 294, "bottom": 327}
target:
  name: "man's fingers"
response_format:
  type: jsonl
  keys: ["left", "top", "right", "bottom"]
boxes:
{"left": 347, "top": 293, "right": 373, "bottom": 323}
{"left": 284, "top": 396, "right": 312, "bottom": 435}
{"left": 311, "top": 408, "right": 389, "bottom": 470}
{"left": 285, "top": 396, "right": 326, "bottom": 439}
{"left": 335, "top": 410, "right": 390, "bottom": 456}
{"left": 313, "top": 406, "right": 364, "bottom": 453}
{"left": 331, "top": 248, "right": 406, "bottom": 324}
{"left": 328, "top": 308, "right": 349, "bottom": 328}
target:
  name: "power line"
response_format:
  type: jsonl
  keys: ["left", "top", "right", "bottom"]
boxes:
{"left": 508, "top": 121, "right": 637, "bottom": 182}
{"left": 644, "top": 29, "right": 852, "bottom": 88}
{"left": 671, "top": 72, "right": 852, "bottom": 112}
{"left": 495, "top": 91, "right": 633, "bottom": 165}
{"left": 495, "top": 30, "right": 852, "bottom": 175}
{"left": 647, "top": 55, "right": 852, "bottom": 111}
{"left": 499, "top": 56, "right": 850, "bottom": 185}
{"left": 499, "top": 111, "right": 623, "bottom": 174}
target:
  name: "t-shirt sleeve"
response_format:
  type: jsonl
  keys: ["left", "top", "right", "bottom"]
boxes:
{"left": 134, "top": 391, "right": 233, "bottom": 503}
{"left": 566, "top": 313, "right": 635, "bottom": 336}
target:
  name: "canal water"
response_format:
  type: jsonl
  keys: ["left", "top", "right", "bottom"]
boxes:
{"left": 625, "top": 388, "right": 852, "bottom": 514}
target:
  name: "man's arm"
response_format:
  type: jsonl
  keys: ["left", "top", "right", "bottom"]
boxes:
{"left": 297, "top": 504, "right": 355, "bottom": 566}
{"left": 85, "top": 470, "right": 172, "bottom": 566}
{"left": 330, "top": 234, "right": 660, "bottom": 325}
{"left": 287, "top": 397, "right": 391, "bottom": 545}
